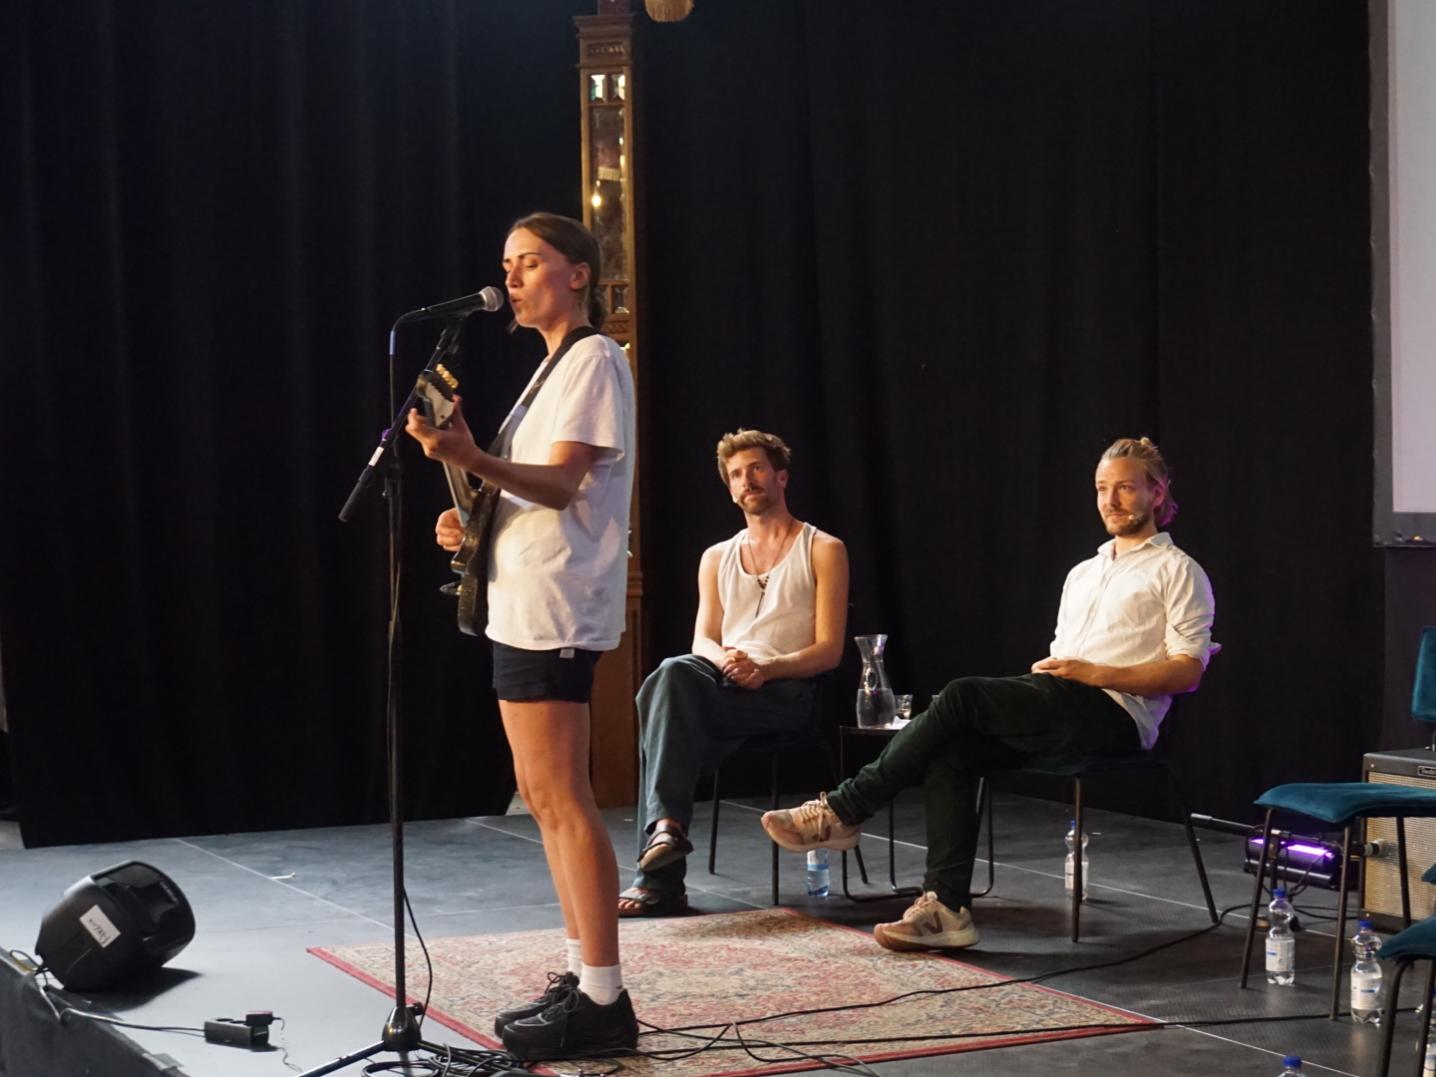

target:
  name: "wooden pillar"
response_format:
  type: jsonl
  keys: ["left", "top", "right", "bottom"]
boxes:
{"left": 577, "top": 6, "right": 645, "bottom": 807}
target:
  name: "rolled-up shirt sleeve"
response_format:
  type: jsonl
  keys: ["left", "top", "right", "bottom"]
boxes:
{"left": 1163, "top": 560, "right": 1218, "bottom": 668}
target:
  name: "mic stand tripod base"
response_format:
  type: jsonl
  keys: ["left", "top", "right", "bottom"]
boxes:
{"left": 384, "top": 1003, "right": 424, "bottom": 1050}
{"left": 295, "top": 1003, "right": 429, "bottom": 1077}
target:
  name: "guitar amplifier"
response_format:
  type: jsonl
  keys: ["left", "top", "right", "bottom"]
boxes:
{"left": 1362, "top": 748, "right": 1436, "bottom": 929}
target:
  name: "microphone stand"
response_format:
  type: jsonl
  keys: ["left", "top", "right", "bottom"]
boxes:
{"left": 309, "top": 318, "right": 474, "bottom": 1076}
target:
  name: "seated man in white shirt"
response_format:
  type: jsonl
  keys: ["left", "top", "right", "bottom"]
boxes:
{"left": 619, "top": 429, "right": 849, "bottom": 917}
{"left": 761, "top": 436, "right": 1217, "bottom": 952}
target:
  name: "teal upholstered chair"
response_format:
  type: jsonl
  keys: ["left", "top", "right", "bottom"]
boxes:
{"left": 1239, "top": 627, "right": 1436, "bottom": 1021}
{"left": 1415, "top": 626, "right": 1436, "bottom": 736}
{"left": 1376, "top": 862, "right": 1436, "bottom": 1077}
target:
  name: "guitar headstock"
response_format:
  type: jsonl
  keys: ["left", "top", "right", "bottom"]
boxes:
{"left": 415, "top": 364, "right": 460, "bottom": 429}
{"left": 413, "top": 363, "right": 477, "bottom": 519}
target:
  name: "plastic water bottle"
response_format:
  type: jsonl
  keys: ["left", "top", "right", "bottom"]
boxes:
{"left": 1277, "top": 1056, "right": 1302, "bottom": 1076}
{"left": 1349, "top": 919, "right": 1383, "bottom": 1024}
{"left": 805, "top": 849, "right": 830, "bottom": 897}
{"left": 1265, "top": 887, "right": 1295, "bottom": 986}
{"left": 1064, "top": 820, "right": 1089, "bottom": 901}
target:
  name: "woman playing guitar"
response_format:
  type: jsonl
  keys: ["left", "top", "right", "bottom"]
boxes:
{"left": 404, "top": 212, "right": 636, "bottom": 1061}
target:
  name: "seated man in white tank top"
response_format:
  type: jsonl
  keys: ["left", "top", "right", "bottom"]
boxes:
{"left": 618, "top": 429, "right": 849, "bottom": 917}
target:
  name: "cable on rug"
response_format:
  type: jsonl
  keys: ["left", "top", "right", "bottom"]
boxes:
{"left": 622, "top": 900, "right": 1417, "bottom": 1066}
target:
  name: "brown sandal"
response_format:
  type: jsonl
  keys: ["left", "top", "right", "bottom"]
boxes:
{"left": 636, "top": 821, "right": 694, "bottom": 872}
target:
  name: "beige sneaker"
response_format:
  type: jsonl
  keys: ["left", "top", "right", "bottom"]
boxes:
{"left": 873, "top": 891, "right": 979, "bottom": 951}
{"left": 760, "top": 793, "right": 861, "bottom": 852}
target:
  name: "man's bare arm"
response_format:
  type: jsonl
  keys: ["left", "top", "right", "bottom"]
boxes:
{"left": 1030, "top": 654, "right": 1204, "bottom": 697}
{"left": 690, "top": 545, "right": 729, "bottom": 668}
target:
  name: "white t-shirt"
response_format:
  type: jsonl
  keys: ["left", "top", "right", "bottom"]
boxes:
{"left": 1048, "top": 531, "right": 1217, "bottom": 749}
{"left": 485, "top": 333, "right": 635, "bottom": 652}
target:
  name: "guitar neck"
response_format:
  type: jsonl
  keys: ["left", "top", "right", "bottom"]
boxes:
{"left": 442, "top": 461, "right": 477, "bottom": 522}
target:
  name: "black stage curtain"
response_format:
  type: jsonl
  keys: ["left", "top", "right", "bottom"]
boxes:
{"left": 1, "top": 1, "right": 593, "bottom": 845}
{"left": 2, "top": 1, "right": 1379, "bottom": 844}
{"left": 639, "top": 1, "right": 1378, "bottom": 822}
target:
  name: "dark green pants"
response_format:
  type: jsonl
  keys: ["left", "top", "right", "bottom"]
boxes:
{"left": 826, "top": 673, "right": 1139, "bottom": 911}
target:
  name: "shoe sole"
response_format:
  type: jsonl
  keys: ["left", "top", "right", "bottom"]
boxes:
{"left": 761, "top": 821, "right": 861, "bottom": 854}
{"left": 637, "top": 836, "right": 694, "bottom": 872}
{"left": 873, "top": 924, "right": 980, "bottom": 951}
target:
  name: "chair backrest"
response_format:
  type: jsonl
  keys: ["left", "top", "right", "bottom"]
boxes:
{"left": 1415, "top": 626, "right": 1436, "bottom": 724}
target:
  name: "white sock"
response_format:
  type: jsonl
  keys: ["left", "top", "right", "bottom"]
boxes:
{"left": 565, "top": 938, "right": 583, "bottom": 976}
{"left": 578, "top": 963, "right": 623, "bottom": 1006}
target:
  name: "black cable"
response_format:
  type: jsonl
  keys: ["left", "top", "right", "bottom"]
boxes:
{"left": 355, "top": 1043, "right": 535, "bottom": 1076}
{"left": 402, "top": 885, "right": 436, "bottom": 1029}
{"left": 625, "top": 899, "right": 1407, "bottom": 1066}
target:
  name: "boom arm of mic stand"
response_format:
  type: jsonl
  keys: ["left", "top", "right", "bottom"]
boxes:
{"left": 337, "top": 319, "right": 465, "bottom": 523}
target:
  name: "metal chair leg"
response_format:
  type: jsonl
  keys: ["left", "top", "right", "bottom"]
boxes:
{"left": 971, "top": 776, "right": 995, "bottom": 898}
{"left": 1240, "top": 809, "right": 1277, "bottom": 988}
{"left": 1165, "top": 765, "right": 1218, "bottom": 924}
{"left": 1330, "top": 823, "right": 1354, "bottom": 1020}
{"left": 1072, "top": 779, "right": 1085, "bottom": 943}
{"left": 1417, "top": 961, "right": 1436, "bottom": 1075}
{"left": 770, "top": 754, "right": 781, "bottom": 906}
{"left": 1376, "top": 956, "right": 1413, "bottom": 1077}
{"left": 708, "top": 764, "right": 721, "bottom": 874}
{"left": 1399, "top": 817, "right": 1412, "bottom": 926}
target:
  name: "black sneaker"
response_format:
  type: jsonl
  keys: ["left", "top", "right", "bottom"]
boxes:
{"left": 492, "top": 971, "right": 578, "bottom": 1036}
{"left": 499, "top": 985, "right": 638, "bottom": 1060}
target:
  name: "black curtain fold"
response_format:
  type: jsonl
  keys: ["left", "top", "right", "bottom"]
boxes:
{"left": 642, "top": 0, "right": 1378, "bottom": 819}
{"left": 2, "top": 1, "right": 592, "bottom": 845}
{"left": 2, "top": 0, "right": 1381, "bottom": 844}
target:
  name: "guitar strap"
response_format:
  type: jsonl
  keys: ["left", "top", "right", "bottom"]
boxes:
{"left": 483, "top": 325, "right": 601, "bottom": 464}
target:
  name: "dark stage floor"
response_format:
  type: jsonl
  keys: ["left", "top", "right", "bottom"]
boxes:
{"left": 0, "top": 792, "right": 1420, "bottom": 1077}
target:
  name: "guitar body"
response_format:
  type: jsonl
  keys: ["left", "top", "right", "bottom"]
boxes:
{"left": 415, "top": 365, "right": 499, "bottom": 637}
{"left": 450, "top": 495, "right": 498, "bottom": 635}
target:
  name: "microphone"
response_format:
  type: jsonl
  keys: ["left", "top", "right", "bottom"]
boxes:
{"left": 396, "top": 285, "right": 505, "bottom": 324}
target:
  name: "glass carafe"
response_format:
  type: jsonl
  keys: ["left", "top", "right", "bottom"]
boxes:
{"left": 854, "top": 634, "right": 896, "bottom": 728}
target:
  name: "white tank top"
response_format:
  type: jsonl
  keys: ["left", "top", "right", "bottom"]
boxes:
{"left": 718, "top": 522, "right": 817, "bottom": 661}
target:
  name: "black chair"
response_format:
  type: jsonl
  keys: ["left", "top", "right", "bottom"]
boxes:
{"left": 703, "top": 682, "right": 869, "bottom": 905}
{"left": 981, "top": 751, "right": 1218, "bottom": 941}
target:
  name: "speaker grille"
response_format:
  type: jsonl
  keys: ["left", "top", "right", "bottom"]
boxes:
{"left": 1363, "top": 771, "right": 1436, "bottom": 923}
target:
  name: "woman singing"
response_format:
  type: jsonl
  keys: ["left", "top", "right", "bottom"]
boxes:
{"left": 404, "top": 212, "right": 636, "bottom": 1059}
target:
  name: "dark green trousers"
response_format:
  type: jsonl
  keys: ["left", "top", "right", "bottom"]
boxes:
{"left": 826, "top": 673, "right": 1139, "bottom": 911}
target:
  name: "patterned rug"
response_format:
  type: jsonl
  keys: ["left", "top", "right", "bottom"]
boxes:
{"left": 310, "top": 908, "right": 1152, "bottom": 1076}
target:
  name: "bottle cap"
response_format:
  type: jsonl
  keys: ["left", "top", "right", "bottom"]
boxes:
{"left": 1358, "top": 918, "right": 1372, "bottom": 929}
{"left": 1273, "top": 887, "right": 1287, "bottom": 898}
{"left": 1283, "top": 1057, "right": 1301, "bottom": 1067}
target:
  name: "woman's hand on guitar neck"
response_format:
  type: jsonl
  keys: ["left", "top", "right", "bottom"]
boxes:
{"left": 405, "top": 396, "right": 482, "bottom": 473}
{"left": 435, "top": 507, "right": 464, "bottom": 552}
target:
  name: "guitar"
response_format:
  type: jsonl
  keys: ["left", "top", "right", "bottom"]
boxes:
{"left": 414, "top": 363, "right": 499, "bottom": 636}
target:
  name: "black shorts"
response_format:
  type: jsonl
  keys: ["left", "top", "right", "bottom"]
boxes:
{"left": 492, "top": 641, "right": 602, "bottom": 703}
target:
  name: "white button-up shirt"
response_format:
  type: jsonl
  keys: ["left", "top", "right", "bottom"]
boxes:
{"left": 1048, "top": 531, "right": 1217, "bottom": 749}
